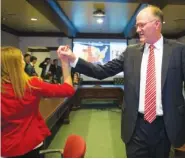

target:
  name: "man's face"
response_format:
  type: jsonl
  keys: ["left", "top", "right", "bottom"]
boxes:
{"left": 136, "top": 8, "right": 159, "bottom": 44}
{"left": 25, "top": 56, "right": 30, "bottom": 63}
{"left": 32, "top": 59, "right": 37, "bottom": 65}
{"left": 54, "top": 60, "right": 58, "bottom": 65}
{"left": 46, "top": 59, "right": 50, "bottom": 64}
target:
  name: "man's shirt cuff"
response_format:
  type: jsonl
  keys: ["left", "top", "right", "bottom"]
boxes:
{"left": 70, "top": 57, "right": 79, "bottom": 68}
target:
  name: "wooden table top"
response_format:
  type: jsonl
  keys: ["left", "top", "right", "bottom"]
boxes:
{"left": 39, "top": 98, "right": 66, "bottom": 120}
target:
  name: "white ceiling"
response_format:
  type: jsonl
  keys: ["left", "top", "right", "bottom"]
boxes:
{"left": 58, "top": 1, "right": 139, "bottom": 33}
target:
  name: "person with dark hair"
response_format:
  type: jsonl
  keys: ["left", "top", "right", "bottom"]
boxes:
{"left": 1, "top": 46, "right": 75, "bottom": 158}
{"left": 24, "top": 53, "right": 31, "bottom": 63}
{"left": 24, "top": 53, "right": 31, "bottom": 74}
{"left": 39, "top": 57, "right": 52, "bottom": 80}
{"left": 57, "top": 5, "right": 185, "bottom": 158}
{"left": 50, "top": 59, "right": 63, "bottom": 83}
{"left": 30, "top": 56, "right": 37, "bottom": 64}
{"left": 30, "top": 56, "right": 38, "bottom": 76}
{"left": 25, "top": 56, "right": 38, "bottom": 76}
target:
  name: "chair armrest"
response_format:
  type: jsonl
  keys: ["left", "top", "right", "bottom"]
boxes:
{"left": 39, "top": 149, "right": 63, "bottom": 155}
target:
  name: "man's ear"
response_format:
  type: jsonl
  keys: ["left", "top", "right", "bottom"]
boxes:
{"left": 155, "top": 20, "right": 161, "bottom": 29}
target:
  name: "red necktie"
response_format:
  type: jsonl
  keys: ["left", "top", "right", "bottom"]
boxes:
{"left": 144, "top": 45, "right": 156, "bottom": 123}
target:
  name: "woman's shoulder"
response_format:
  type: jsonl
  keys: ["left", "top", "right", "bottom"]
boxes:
{"left": 29, "top": 77, "right": 43, "bottom": 86}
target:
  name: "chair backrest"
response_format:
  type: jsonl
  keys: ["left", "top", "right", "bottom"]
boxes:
{"left": 63, "top": 134, "right": 86, "bottom": 158}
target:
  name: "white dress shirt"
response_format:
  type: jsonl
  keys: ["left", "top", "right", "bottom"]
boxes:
{"left": 45, "top": 64, "right": 51, "bottom": 75}
{"left": 138, "top": 36, "right": 164, "bottom": 116}
{"left": 70, "top": 56, "right": 79, "bottom": 68}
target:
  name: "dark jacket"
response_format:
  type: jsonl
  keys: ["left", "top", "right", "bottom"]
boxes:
{"left": 39, "top": 62, "right": 52, "bottom": 79}
{"left": 50, "top": 64, "right": 62, "bottom": 80}
{"left": 25, "top": 63, "right": 37, "bottom": 76}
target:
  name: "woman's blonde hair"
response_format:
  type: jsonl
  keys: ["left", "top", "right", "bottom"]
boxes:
{"left": 1, "top": 46, "right": 32, "bottom": 98}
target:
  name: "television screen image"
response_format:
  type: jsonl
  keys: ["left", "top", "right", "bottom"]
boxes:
{"left": 73, "top": 39, "right": 127, "bottom": 81}
{"left": 73, "top": 43, "right": 109, "bottom": 65}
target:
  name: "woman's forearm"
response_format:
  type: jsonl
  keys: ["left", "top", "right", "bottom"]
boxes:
{"left": 61, "top": 60, "right": 73, "bottom": 86}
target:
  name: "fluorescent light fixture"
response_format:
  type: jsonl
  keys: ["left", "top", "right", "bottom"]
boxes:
{"left": 31, "top": 18, "right": 37, "bottom": 21}
{"left": 97, "top": 18, "right": 103, "bottom": 24}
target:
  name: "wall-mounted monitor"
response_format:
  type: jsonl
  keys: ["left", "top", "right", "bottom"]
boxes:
{"left": 73, "top": 38, "right": 127, "bottom": 81}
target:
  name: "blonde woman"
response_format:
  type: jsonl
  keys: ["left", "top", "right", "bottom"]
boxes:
{"left": 1, "top": 46, "right": 75, "bottom": 157}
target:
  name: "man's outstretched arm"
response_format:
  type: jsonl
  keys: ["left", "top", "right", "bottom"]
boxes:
{"left": 57, "top": 45, "right": 124, "bottom": 80}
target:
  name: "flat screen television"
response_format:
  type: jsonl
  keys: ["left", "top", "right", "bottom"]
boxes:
{"left": 73, "top": 38, "right": 127, "bottom": 81}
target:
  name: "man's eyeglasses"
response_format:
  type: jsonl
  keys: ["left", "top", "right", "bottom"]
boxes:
{"left": 135, "top": 19, "right": 158, "bottom": 29}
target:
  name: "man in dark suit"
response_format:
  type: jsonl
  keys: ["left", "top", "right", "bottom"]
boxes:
{"left": 24, "top": 53, "right": 31, "bottom": 74}
{"left": 50, "top": 59, "right": 63, "bottom": 83}
{"left": 57, "top": 5, "right": 185, "bottom": 157}
{"left": 25, "top": 56, "right": 38, "bottom": 76}
{"left": 39, "top": 57, "right": 52, "bottom": 80}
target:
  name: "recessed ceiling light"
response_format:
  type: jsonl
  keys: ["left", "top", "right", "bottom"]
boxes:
{"left": 31, "top": 18, "right": 37, "bottom": 21}
{"left": 97, "top": 18, "right": 103, "bottom": 24}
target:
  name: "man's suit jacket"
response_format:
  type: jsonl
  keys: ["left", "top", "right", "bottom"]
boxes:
{"left": 25, "top": 63, "right": 37, "bottom": 76}
{"left": 50, "top": 65, "right": 62, "bottom": 79}
{"left": 74, "top": 39, "right": 185, "bottom": 147}
{"left": 39, "top": 62, "right": 52, "bottom": 78}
